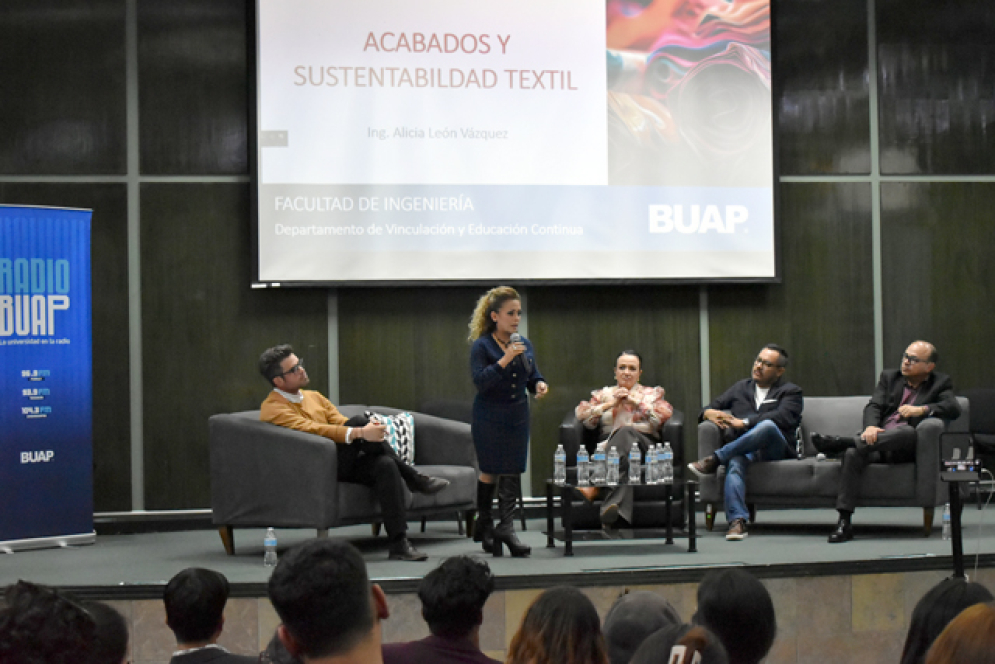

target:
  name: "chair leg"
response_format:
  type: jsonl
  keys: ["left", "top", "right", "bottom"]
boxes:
{"left": 456, "top": 511, "right": 465, "bottom": 536}
{"left": 748, "top": 503, "right": 757, "bottom": 524}
{"left": 316, "top": 528, "right": 328, "bottom": 539}
{"left": 218, "top": 526, "right": 234, "bottom": 555}
{"left": 465, "top": 509, "right": 477, "bottom": 539}
{"left": 421, "top": 516, "right": 427, "bottom": 533}
{"left": 518, "top": 479, "right": 527, "bottom": 531}
{"left": 705, "top": 503, "right": 716, "bottom": 531}
{"left": 923, "top": 507, "right": 935, "bottom": 538}
{"left": 372, "top": 521, "right": 382, "bottom": 537}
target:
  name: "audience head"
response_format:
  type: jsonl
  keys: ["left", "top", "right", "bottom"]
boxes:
{"left": 468, "top": 286, "right": 521, "bottom": 341}
{"left": 630, "top": 624, "right": 729, "bottom": 664}
{"left": 418, "top": 555, "right": 495, "bottom": 640}
{"left": 163, "top": 567, "right": 231, "bottom": 645}
{"left": 900, "top": 577, "right": 993, "bottom": 664}
{"left": 268, "top": 539, "right": 388, "bottom": 660}
{"left": 602, "top": 591, "right": 681, "bottom": 664}
{"left": 85, "top": 601, "right": 130, "bottom": 664}
{"left": 506, "top": 586, "right": 608, "bottom": 664}
{"left": 0, "top": 580, "right": 96, "bottom": 664}
{"left": 925, "top": 601, "right": 995, "bottom": 664}
{"left": 693, "top": 569, "right": 776, "bottom": 664}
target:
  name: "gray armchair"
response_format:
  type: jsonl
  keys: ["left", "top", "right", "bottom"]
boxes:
{"left": 696, "top": 396, "right": 970, "bottom": 536}
{"left": 209, "top": 405, "right": 478, "bottom": 554}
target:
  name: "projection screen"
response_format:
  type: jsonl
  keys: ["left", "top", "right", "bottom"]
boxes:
{"left": 254, "top": 0, "right": 776, "bottom": 285}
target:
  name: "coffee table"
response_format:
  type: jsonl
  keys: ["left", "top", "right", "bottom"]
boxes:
{"left": 545, "top": 478, "right": 698, "bottom": 556}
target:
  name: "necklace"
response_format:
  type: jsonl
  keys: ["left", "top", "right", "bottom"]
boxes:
{"left": 492, "top": 333, "right": 510, "bottom": 348}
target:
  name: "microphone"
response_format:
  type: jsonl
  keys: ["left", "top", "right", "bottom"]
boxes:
{"left": 510, "top": 332, "right": 531, "bottom": 374}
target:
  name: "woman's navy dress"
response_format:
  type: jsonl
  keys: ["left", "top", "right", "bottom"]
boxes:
{"left": 470, "top": 335, "right": 544, "bottom": 474}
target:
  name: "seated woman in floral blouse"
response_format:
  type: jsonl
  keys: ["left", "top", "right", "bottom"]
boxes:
{"left": 575, "top": 350, "right": 673, "bottom": 527}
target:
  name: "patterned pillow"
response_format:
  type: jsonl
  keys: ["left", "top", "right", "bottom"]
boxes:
{"left": 365, "top": 411, "right": 416, "bottom": 465}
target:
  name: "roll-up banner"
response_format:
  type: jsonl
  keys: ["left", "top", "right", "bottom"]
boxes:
{"left": 1, "top": 205, "right": 95, "bottom": 552}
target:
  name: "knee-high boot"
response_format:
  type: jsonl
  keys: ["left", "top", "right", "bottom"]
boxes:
{"left": 473, "top": 480, "right": 496, "bottom": 553}
{"left": 492, "top": 475, "right": 530, "bottom": 557}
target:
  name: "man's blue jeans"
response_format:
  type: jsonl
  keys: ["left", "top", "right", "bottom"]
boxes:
{"left": 714, "top": 420, "right": 792, "bottom": 523}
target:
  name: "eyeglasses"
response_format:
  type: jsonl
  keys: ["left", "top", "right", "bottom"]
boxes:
{"left": 902, "top": 353, "right": 927, "bottom": 364}
{"left": 755, "top": 357, "right": 779, "bottom": 369}
{"left": 280, "top": 358, "right": 304, "bottom": 376}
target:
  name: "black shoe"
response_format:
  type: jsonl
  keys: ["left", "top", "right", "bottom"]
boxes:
{"left": 492, "top": 524, "right": 531, "bottom": 557}
{"left": 811, "top": 433, "right": 856, "bottom": 456}
{"left": 474, "top": 517, "right": 495, "bottom": 553}
{"left": 388, "top": 538, "right": 429, "bottom": 561}
{"left": 827, "top": 520, "right": 853, "bottom": 543}
{"left": 407, "top": 474, "right": 450, "bottom": 495}
{"left": 600, "top": 503, "right": 620, "bottom": 526}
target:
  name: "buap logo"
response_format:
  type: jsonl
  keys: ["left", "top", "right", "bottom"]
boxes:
{"left": 648, "top": 205, "right": 749, "bottom": 234}
{"left": 21, "top": 451, "right": 55, "bottom": 463}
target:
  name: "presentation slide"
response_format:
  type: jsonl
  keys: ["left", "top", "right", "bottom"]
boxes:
{"left": 255, "top": 0, "right": 774, "bottom": 284}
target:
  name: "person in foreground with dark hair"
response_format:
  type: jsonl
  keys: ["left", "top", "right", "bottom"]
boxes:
{"left": 900, "top": 577, "right": 993, "bottom": 664}
{"left": 575, "top": 350, "right": 673, "bottom": 528}
{"left": 692, "top": 569, "right": 776, "bottom": 664}
{"left": 925, "top": 601, "right": 995, "bottom": 664}
{"left": 506, "top": 586, "right": 609, "bottom": 664}
{"left": 629, "top": 624, "right": 729, "bottom": 664}
{"left": 0, "top": 580, "right": 96, "bottom": 664}
{"left": 86, "top": 601, "right": 130, "bottom": 664}
{"left": 269, "top": 538, "right": 390, "bottom": 664}
{"left": 382, "top": 555, "right": 500, "bottom": 664}
{"left": 813, "top": 340, "right": 961, "bottom": 543}
{"left": 688, "top": 344, "right": 803, "bottom": 541}
{"left": 164, "top": 568, "right": 256, "bottom": 664}
{"left": 601, "top": 590, "right": 681, "bottom": 664}
{"left": 259, "top": 343, "right": 449, "bottom": 561}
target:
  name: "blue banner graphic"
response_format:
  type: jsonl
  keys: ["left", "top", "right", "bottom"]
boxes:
{"left": 1, "top": 205, "right": 94, "bottom": 547}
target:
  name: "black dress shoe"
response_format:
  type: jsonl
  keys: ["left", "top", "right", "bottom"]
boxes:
{"left": 388, "top": 537, "right": 429, "bottom": 561}
{"left": 407, "top": 474, "right": 450, "bottom": 495}
{"left": 827, "top": 520, "right": 853, "bottom": 543}
{"left": 811, "top": 433, "right": 857, "bottom": 456}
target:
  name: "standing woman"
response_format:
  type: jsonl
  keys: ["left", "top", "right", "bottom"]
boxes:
{"left": 468, "top": 286, "right": 548, "bottom": 557}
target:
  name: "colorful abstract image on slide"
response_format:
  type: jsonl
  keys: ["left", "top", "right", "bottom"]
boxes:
{"left": 606, "top": 0, "right": 772, "bottom": 187}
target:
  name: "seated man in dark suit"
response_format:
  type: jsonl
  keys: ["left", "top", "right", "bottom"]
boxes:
{"left": 382, "top": 556, "right": 500, "bottom": 664}
{"left": 687, "top": 344, "right": 804, "bottom": 541}
{"left": 815, "top": 340, "right": 961, "bottom": 543}
{"left": 164, "top": 568, "right": 257, "bottom": 664}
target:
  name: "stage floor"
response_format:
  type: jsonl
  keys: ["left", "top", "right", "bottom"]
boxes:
{"left": 4, "top": 506, "right": 995, "bottom": 598}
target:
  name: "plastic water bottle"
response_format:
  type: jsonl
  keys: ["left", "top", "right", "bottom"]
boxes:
{"left": 592, "top": 447, "right": 607, "bottom": 485}
{"left": 553, "top": 444, "right": 567, "bottom": 485}
{"left": 942, "top": 503, "right": 951, "bottom": 541}
{"left": 646, "top": 444, "right": 658, "bottom": 484}
{"left": 628, "top": 445, "right": 642, "bottom": 485}
{"left": 661, "top": 443, "right": 674, "bottom": 485}
{"left": 576, "top": 447, "right": 590, "bottom": 486}
{"left": 263, "top": 528, "right": 278, "bottom": 567}
{"left": 606, "top": 446, "right": 620, "bottom": 486}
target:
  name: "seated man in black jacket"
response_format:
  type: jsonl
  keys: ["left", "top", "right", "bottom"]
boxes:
{"left": 817, "top": 340, "right": 961, "bottom": 543}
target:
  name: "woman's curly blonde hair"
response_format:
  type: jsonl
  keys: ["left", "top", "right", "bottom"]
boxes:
{"left": 468, "top": 286, "right": 520, "bottom": 341}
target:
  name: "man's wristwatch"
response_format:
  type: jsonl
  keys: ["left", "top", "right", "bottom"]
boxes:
{"left": 742, "top": 417, "right": 751, "bottom": 428}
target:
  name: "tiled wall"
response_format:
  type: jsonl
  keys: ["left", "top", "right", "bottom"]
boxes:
{"left": 116, "top": 567, "right": 994, "bottom": 664}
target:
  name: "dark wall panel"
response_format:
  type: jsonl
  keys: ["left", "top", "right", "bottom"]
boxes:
{"left": 774, "top": 0, "right": 870, "bottom": 175}
{"left": 528, "top": 287, "right": 701, "bottom": 495}
{"left": 710, "top": 183, "right": 876, "bottom": 398}
{"left": 140, "top": 183, "right": 328, "bottom": 509}
{"left": 138, "top": 0, "right": 249, "bottom": 175}
{"left": 0, "top": 1, "right": 126, "bottom": 174}
{"left": 877, "top": 0, "right": 995, "bottom": 174}
{"left": 0, "top": 183, "right": 131, "bottom": 511}
{"left": 880, "top": 182, "right": 995, "bottom": 390}
{"left": 338, "top": 287, "right": 481, "bottom": 409}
